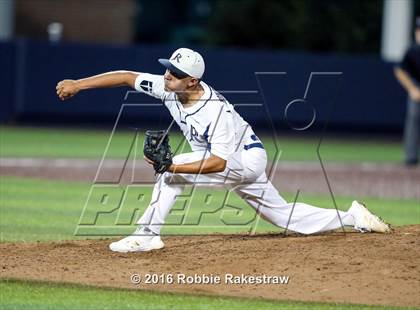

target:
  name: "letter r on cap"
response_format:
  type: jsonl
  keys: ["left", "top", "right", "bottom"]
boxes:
{"left": 171, "top": 53, "right": 182, "bottom": 63}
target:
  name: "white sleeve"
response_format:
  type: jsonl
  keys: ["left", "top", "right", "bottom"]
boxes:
{"left": 206, "top": 105, "right": 235, "bottom": 160}
{"left": 134, "top": 73, "right": 167, "bottom": 101}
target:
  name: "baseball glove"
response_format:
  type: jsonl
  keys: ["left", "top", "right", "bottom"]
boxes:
{"left": 143, "top": 130, "right": 173, "bottom": 174}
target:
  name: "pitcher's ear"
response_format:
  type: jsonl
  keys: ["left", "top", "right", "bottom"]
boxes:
{"left": 188, "top": 78, "right": 200, "bottom": 87}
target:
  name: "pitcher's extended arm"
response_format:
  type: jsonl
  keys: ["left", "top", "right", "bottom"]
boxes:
{"left": 56, "top": 71, "right": 140, "bottom": 100}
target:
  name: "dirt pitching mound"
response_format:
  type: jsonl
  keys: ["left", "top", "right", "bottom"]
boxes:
{"left": 1, "top": 226, "right": 419, "bottom": 307}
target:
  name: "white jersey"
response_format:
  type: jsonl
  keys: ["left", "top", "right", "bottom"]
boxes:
{"left": 134, "top": 73, "right": 254, "bottom": 160}
{"left": 122, "top": 73, "right": 358, "bottom": 244}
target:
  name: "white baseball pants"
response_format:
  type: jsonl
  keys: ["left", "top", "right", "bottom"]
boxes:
{"left": 137, "top": 145, "right": 355, "bottom": 235}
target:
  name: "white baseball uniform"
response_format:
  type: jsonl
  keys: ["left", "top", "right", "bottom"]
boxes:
{"left": 133, "top": 73, "right": 355, "bottom": 235}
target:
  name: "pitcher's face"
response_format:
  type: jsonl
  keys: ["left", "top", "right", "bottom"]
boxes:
{"left": 163, "top": 70, "right": 198, "bottom": 92}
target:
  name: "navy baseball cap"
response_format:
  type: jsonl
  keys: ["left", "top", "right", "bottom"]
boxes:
{"left": 416, "top": 17, "right": 420, "bottom": 28}
{"left": 158, "top": 59, "right": 190, "bottom": 78}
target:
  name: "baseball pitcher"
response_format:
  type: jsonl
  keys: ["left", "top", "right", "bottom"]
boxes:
{"left": 56, "top": 48, "right": 391, "bottom": 252}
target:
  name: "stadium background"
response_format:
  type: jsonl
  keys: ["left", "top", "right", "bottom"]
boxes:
{"left": 1, "top": 1, "right": 419, "bottom": 309}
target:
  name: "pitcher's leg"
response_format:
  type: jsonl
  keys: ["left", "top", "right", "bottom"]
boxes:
{"left": 235, "top": 174, "right": 354, "bottom": 234}
{"left": 109, "top": 171, "right": 177, "bottom": 252}
{"left": 135, "top": 151, "right": 210, "bottom": 234}
{"left": 109, "top": 152, "right": 207, "bottom": 252}
{"left": 136, "top": 172, "right": 184, "bottom": 235}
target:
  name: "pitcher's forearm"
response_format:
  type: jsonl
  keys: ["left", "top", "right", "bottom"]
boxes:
{"left": 76, "top": 71, "right": 139, "bottom": 90}
{"left": 168, "top": 155, "right": 227, "bottom": 174}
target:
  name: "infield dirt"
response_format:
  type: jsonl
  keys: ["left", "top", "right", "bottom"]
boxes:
{"left": 1, "top": 226, "right": 419, "bottom": 307}
{"left": 1, "top": 159, "right": 420, "bottom": 307}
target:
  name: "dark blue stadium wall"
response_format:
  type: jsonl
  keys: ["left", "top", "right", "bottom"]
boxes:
{"left": 0, "top": 39, "right": 407, "bottom": 132}
{"left": 0, "top": 41, "right": 15, "bottom": 122}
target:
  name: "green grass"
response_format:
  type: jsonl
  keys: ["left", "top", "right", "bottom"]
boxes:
{"left": 0, "top": 279, "right": 408, "bottom": 310}
{"left": 0, "top": 126, "right": 189, "bottom": 159}
{"left": 1, "top": 176, "right": 418, "bottom": 242}
{"left": 0, "top": 126, "right": 403, "bottom": 162}
{"left": 0, "top": 126, "right": 414, "bottom": 310}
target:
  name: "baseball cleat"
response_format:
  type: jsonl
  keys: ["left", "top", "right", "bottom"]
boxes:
{"left": 348, "top": 200, "right": 392, "bottom": 233}
{"left": 109, "top": 228, "right": 164, "bottom": 253}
